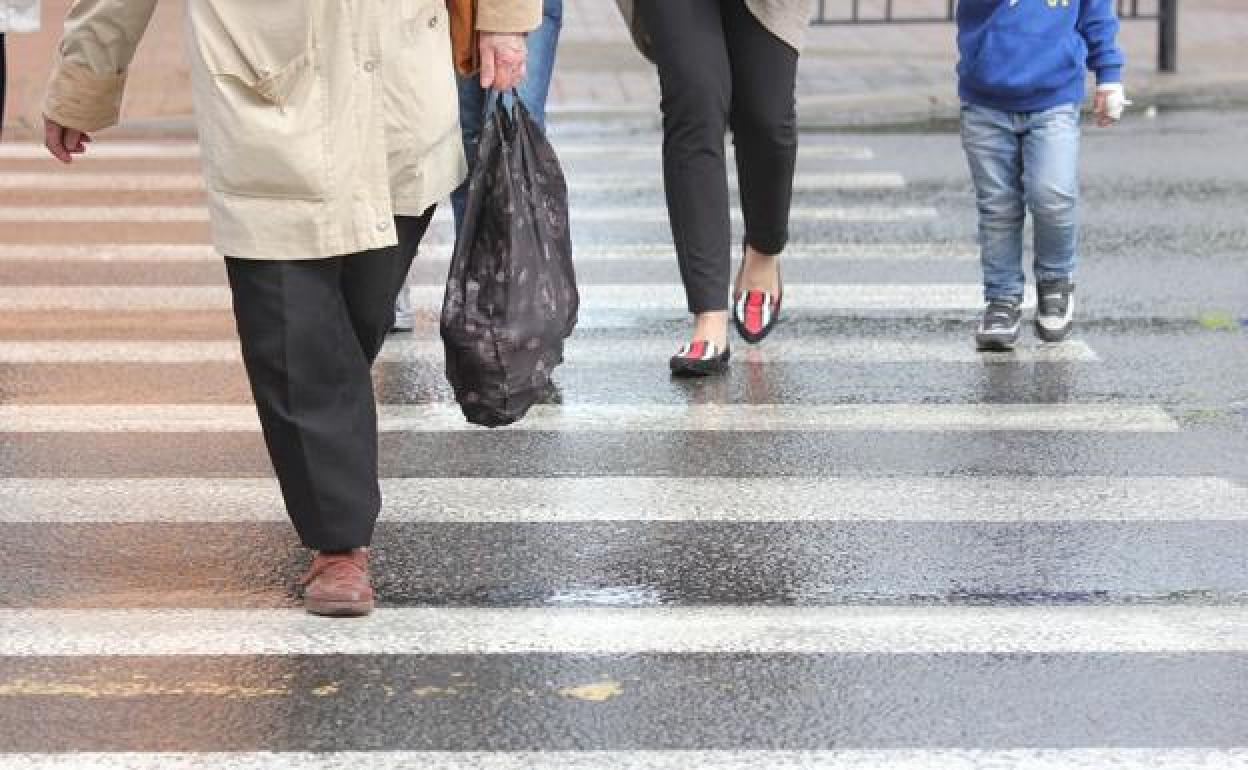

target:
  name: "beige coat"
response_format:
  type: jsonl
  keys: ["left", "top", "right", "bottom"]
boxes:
{"left": 616, "top": 0, "right": 811, "bottom": 58}
{"left": 44, "top": 0, "right": 541, "bottom": 259}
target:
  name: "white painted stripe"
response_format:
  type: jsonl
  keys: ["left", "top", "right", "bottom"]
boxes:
{"left": 0, "top": 142, "right": 200, "bottom": 159}
{"left": 0, "top": 171, "right": 904, "bottom": 192}
{"left": 0, "top": 338, "right": 1099, "bottom": 364}
{"left": 0, "top": 404, "right": 1180, "bottom": 433}
{"left": 0, "top": 172, "right": 204, "bottom": 190}
{"left": 0, "top": 142, "right": 875, "bottom": 161}
{"left": 561, "top": 206, "right": 937, "bottom": 223}
{"left": 0, "top": 606, "right": 1243, "bottom": 655}
{"left": 575, "top": 171, "right": 906, "bottom": 191}
{"left": 0, "top": 241, "right": 979, "bottom": 262}
{"left": 1, "top": 476, "right": 1239, "bottom": 523}
{"left": 0, "top": 205, "right": 935, "bottom": 225}
{"left": 4, "top": 753, "right": 1248, "bottom": 770}
{"left": 0, "top": 284, "right": 1026, "bottom": 311}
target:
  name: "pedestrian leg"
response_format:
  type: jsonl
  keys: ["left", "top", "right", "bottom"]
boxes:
{"left": 960, "top": 105, "right": 1027, "bottom": 302}
{"left": 223, "top": 212, "right": 429, "bottom": 552}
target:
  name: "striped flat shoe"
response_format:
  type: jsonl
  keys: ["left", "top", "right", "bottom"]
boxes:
{"left": 669, "top": 339, "right": 731, "bottom": 377}
{"left": 733, "top": 282, "right": 783, "bottom": 345}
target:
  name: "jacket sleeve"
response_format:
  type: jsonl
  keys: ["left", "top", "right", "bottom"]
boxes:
{"left": 476, "top": 0, "right": 542, "bottom": 33}
{"left": 1078, "top": 0, "right": 1125, "bottom": 85}
{"left": 42, "top": 0, "right": 159, "bottom": 132}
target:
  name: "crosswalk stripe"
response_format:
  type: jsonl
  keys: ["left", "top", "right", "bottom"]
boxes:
{"left": 0, "top": 606, "right": 1242, "bottom": 655}
{"left": 0, "top": 338, "right": 1098, "bottom": 363}
{"left": 575, "top": 171, "right": 907, "bottom": 191}
{"left": 0, "top": 170, "right": 906, "bottom": 192}
{"left": 0, "top": 142, "right": 875, "bottom": 161}
{"left": 0, "top": 241, "right": 980, "bottom": 262}
{"left": 0, "top": 205, "right": 936, "bottom": 224}
{"left": 0, "top": 476, "right": 1238, "bottom": 523}
{"left": 0, "top": 404, "right": 1180, "bottom": 433}
{"left": 0, "top": 284, "right": 1026, "bottom": 311}
{"left": 5, "top": 752, "right": 1248, "bottom": 770}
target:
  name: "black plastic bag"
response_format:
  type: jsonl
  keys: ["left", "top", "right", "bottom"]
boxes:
{"left": 441, "top": 95, "right": 578, "bottom": 427}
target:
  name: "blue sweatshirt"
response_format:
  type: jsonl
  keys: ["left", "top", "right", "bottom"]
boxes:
{"left": 957, "top": 0, "right": 1126, "bottom": 113}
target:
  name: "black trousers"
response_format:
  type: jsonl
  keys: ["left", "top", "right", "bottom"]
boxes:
{"left": 637, "top": 0, "right": 799, "bottom": 314}
{"left": 225, "top": 211, "right": 434, "bottom": 552}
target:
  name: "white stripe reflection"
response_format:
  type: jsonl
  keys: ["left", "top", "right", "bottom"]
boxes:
{"left": 0, "top": 606, "right": 1244, "bottom": 655}
{"left": 0, "top": 404, "right": 1180, "bottom": 433}
{"left": 4, "top": 752, "right": 1248, "bottom": 770}
{"left": 0, "top": 476, "right": 1240, "bottom": 523}
{"left": 0, "top": 338, "right": 1099, "bottom": 364}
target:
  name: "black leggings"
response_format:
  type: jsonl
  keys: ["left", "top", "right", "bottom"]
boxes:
{"left": 637, "top": 0, "right": 799, "bottom": 314}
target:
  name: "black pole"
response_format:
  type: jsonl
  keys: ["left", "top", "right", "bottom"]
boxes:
{"left": 1159, "top": 0, "right": 1178, "bottom": 73}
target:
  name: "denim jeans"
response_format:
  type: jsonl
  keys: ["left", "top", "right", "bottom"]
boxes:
{"left": 451, "top": 0, "right": 563, "bottom": 230}
{"left": 960, "top": 103, "right": 1081, "bottom": 302}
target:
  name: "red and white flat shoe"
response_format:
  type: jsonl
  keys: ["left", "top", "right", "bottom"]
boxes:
{"left": 669, "top": 339, "right": 731, "bottom": 377}
{"left": 733, "top": 279, "right": 783, "bottom": 344}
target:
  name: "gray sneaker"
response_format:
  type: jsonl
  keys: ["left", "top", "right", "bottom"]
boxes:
{"left": 391, "top": 282, "right": 414, "bottom": 333}
{"left": 975, "top": 297, "right": 1023, "bottom": 351}
{"left": 1035, "top": 280, "right": 1075, "bottom": 343}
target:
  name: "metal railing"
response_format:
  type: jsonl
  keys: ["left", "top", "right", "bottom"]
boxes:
{"left": 811, "top": 0, "right": 1179, "bottom": 72}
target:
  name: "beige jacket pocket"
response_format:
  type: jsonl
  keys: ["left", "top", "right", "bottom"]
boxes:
{"left": 389, "top": 0, "right": 459, "bottom": 162}
{"left": 189, "top": 0, "right": 329, "bottom": 201}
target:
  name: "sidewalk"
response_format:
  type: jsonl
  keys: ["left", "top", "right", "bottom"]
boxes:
{"left": 4, "top": 0, "right": 1248, "bottom": 139}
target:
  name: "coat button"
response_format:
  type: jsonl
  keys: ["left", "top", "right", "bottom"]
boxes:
{"left": 428, "top": 15, "right": 438, "bottom": 28}
{"left": 376, "top": 221, "right": 390, "bottom": 232}
{"left": 362, "top": 60, "right": 377, "bottom": 73}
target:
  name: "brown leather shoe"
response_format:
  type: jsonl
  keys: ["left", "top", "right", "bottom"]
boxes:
{"left": 299, "top": 548, "right": 374, "bottom": 617}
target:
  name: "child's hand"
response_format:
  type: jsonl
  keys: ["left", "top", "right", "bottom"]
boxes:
{"left": 1094, "top": 84, "right": 1130, "bottom": 127}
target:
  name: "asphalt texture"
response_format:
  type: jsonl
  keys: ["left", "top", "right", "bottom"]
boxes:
{"left": 0, "top": 107, "right": 1246, "bottom": 763}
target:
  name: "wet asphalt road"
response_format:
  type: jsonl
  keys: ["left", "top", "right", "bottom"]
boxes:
{"left": 0, "top": 108, "right": 1246, "bottom": 767}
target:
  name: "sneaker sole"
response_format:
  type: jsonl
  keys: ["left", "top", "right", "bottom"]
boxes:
{"left": 1035, "top": 320, "right": 1074, "bottom": 343}
{"left": 975, "top": 331, "right": 1020, "bottom": 351}
{"left": 304, "top": 598, "right": 375, "bottom": 617}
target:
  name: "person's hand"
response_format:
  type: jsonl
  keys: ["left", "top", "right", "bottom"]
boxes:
{"left": 1093, "top": 83, "right": 1130, "bottom": 128}
{"left": 44, "top": 116, "right": 91, "bottom": 163}
{"left": 478, "top": 32, "right": 527, "bottom": 92}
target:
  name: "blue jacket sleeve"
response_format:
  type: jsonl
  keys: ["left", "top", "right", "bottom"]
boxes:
{"left": 1078, "top": 0, "right": 1125, "bottom": 85}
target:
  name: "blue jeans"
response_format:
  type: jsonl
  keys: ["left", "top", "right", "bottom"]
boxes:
{"left": 960, "top": 103, "right": 1081, "bottom": 302}
{"left": 451, "top": 0, "right": 563, "bottom": 230}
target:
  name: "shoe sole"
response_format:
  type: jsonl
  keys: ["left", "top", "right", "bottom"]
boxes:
{"left": 1035, "top": 320, "right": 1074, "bottom": 343}
{"left": 304, "top": 598, "right": 374, "bottom": 617}
{"left": 670, "top": 354, "right": 731, "bottom": 377}
{"left": 976, "top": 332, "right": 1020, "bottom": 352}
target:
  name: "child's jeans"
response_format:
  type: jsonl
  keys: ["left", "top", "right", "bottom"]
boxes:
{"left": 960, "top": 103, "right": 1081, "bottom": 302}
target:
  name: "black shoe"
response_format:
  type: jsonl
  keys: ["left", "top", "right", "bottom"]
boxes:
{"left": 975, "top": 297, "right": 1023, "bottom": 351}
{"left": 1035, "top": 280, "right": 1075, "bottom": 343}
{"left": 670, "top": 340, "right": 730, "bottom": 377}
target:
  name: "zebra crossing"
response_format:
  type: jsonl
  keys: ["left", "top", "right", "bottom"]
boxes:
{"left": 1, "top": 135, "right": 1245, "bottom": 766}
